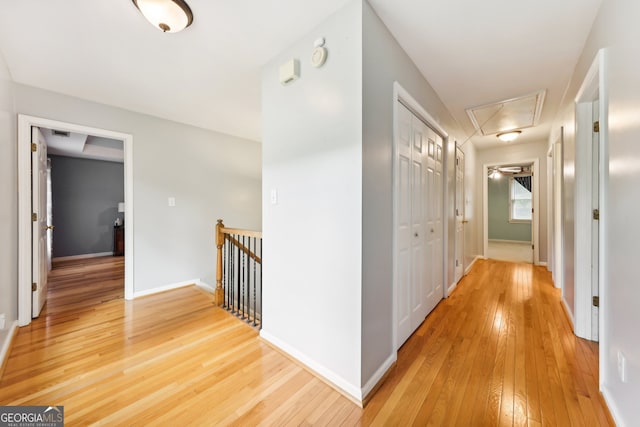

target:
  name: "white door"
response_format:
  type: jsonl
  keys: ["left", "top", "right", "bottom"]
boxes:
{"left": 591, "top": 100, "right": 600, "bottom": 342}
{"left": 396, "top": 102, "right": 442, "bottom": 348}
{"left": 425, "top": 128, "right": 444, "bottom": 310}
{"left": 32, "top": 127, "right": 49, "bottom": 317}
{"left": 454, "top": 147, "right": 465, "bottom": 283}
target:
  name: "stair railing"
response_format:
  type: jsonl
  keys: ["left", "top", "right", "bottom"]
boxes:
{"left": 215, "top": 219, "right": 262, "bottom": 328}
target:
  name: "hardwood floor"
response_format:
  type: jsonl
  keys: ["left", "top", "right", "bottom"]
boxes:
{"left": 0, "top": 257, "right": 612, "bottom": 425}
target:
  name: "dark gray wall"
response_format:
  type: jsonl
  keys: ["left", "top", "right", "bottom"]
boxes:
{"left": 50, "top": 155, "right": 124, "bottom": 257}
{"left": 488, "top": 177, "right": 531, "bottom": 242}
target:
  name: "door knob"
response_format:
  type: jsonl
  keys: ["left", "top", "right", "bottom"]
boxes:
{"left": 431, "top": 228, "right": 434, "bottom": 233}
{"left": 414, "top": 232, "right": 419, "bottom": 237}
{"left": 46, "top": 225, "right": 55, "bottom": 230}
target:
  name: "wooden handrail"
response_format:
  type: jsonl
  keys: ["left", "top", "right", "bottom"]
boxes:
{"left": 225, "top": 235, "right": 262, "bottom": 264}
{"left": 215, "top": 219, "right": 262, "bottom": 307}
{"left": 220, "top": 227, "right": 262, "bottom": 239}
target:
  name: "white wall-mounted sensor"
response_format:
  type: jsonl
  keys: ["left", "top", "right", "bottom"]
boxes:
{"left": 279, "top": 59, "right": 300, "bottom": 85}
{"left": 311, "top": 46, "right": 327, "bottom": 68}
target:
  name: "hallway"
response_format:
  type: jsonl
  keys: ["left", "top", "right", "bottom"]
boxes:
{"left": 0, "top": 258, "right": 611, "bottom": 424}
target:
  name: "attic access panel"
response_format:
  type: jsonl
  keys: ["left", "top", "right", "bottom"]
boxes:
{"left": 466, "top": 90, "right": 546, "bottom": 136}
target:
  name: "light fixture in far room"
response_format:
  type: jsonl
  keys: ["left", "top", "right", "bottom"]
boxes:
{"left": 496, "top": 130, "right": 522, "bottom": 142}
{"left": 132, "top": 0, "right": 193, "bottom": 33}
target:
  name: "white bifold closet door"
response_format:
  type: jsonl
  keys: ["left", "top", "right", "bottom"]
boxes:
{"left": 396, "top": 101, "right": 443, "bottom": 348}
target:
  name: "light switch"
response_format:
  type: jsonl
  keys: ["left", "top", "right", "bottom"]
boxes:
{"left": 270, "top": 189, "right": 278, "bottom": 205}
{"left": 168, "top": 197, "right": 176, "bottom": 207}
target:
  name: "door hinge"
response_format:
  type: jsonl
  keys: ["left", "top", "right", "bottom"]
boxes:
{"left": 593, "top": 121, "right": 600, "bottom": 133}
{"left": 32, "top": 212, "right": 37, "bottom": 222}
{"left": 593, "top": 209, "right": 600, "bottom": 220}
{"left": 593, "top": 296, "right": 600, "bottom": 307}
{"left": 31, "top": 142, "right": 37, "bottom": 152}
{"left": 32, "top": 282, "right": 37, "bottom": 292}
{"left": 456, "top": 259, "right": 459, "bottom": 267}
{"left": 532, "top": 244, "right": 535, "bottom": 250}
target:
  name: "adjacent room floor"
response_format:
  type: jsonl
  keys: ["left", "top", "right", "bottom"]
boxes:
{"left": 488, "top": 240, "right": 534, "bottom": 263}
{"left": 0, "top": 257, "right": 611, "bottom": 425}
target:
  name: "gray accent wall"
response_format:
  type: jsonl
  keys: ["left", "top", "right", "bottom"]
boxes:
{"left": 49, "top": 155, "right": 124, "bottom": 257}
{"left": 488, "top": 177, "right": 531, "bottom": 242}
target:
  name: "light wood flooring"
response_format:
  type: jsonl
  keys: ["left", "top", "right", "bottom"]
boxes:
{"left": 0, "top": 257, "right": 612, "bottom": 425}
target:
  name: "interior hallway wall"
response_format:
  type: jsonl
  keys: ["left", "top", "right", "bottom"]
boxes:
{"left": 362, "top": 0, "right": 468, "bottom": 386}
{"left": 0, "top": 51, "right": 16, "bottom": 326}
{"left": 551, "top": 0, "right": 640, "bottom": 423}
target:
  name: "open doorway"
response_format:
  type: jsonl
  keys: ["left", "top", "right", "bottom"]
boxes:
{"left": 18, "top": 115, "right": 134, "bottom": 326}
{"left": 486, "top": 163, "right": 534, "bottom": 263}
{"left": 483, "top": 159, "right": 540, "bottom": 265}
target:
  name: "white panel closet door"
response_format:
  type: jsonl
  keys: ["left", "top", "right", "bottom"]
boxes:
{"left": 396, "top": 102, "right": 442, "bottom": 348}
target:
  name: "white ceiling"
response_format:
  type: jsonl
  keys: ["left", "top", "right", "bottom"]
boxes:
{"left": 43, "top": 128, "right": 124, "bottom": 163}
{"left": 0, "top": 0, "right": 603, "bottom": 149}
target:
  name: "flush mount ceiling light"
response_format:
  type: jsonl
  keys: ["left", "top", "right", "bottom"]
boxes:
{"left": 132, "top": 0, "right": 193, "bottom": 33}
{"left": 497, "top": 130, "right": 522, "bottom": 142}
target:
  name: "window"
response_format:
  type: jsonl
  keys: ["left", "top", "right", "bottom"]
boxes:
{"left": 509, "top": 176, "right": 532, "bottom": 222}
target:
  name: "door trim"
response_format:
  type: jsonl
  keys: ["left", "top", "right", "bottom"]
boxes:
{"left": 574, "top": 48, "right": 608, "bottom": 362}
{"left": 392, "top": 81, "right": 449, "bottom": 352}
{"left": 483, "top": 159, "right": 539, "bottom": 264}
{"left": 18, "top": 115, "right": 134, "bottom": 326}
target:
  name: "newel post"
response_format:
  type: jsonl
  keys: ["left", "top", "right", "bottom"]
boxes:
{"left": 215, "top": 219, "right": 225, "bottom": 306}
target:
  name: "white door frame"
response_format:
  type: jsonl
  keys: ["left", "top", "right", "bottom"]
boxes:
{"left": 552, "top": 129, "right": 564, "bottom": 292}
{"left": 483, "top": 159, "right": 540, "bottom": 264}
{"left": 18, "top": 115, "right": 135, "bottom": 326}
{"left": 392, "top": 81, "right": 449, "bottom": 352}
{"left": 574, "top": 48, "right": 608, "bottom": 356}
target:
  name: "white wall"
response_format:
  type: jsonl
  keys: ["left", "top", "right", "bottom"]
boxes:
{"left": 462, "top": 141, "right": 479, "bottom": 269}
{"left": 553, "top": 0, "right": 640, "bottom": 423}
{"left": 361, "top": 0, "right": 467, "bottom": 387}
{"left": 476, "top": 141, "right": 549, "bottom": 264}
{"left": 0, "top": 51, "right": 16, "bottom": 326}
{"left": 8, "top": 84, "right": 261, "bottom": 304}
{"left": 261, "top": 0, "right": 363, "bottom": 396}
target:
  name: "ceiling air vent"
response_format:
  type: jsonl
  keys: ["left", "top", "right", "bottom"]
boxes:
{"left": 52, "top": 129, "right": 70, "bottom": 137}
{"left": 466, "top": 90, "right": 546, "bottom": 136}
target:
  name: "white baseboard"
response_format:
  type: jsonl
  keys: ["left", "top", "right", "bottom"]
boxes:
{"left": 52, "top": 252, "right": 114, "bottom": 262}
{"left": 536, "top": 261, "right": 548, "bottom": 267}
{"left": 464, "top": 256, "right": 482, "bottom": 274}
{"left": 133, "top": 279, "right": 200, "bottom": 299}
{"left": 488, "top": 239, "right": 532, "bottom": 245}
{"left": 196, "top": 280, "right": 215, "bottom": 293}
{"left": 362, "top": 353, "right": 396, "bottom": 402}
{"left": 1, "top": 321, "right": 18, "bottom": 371}
{"left": 561, "top": 297, "right": 574, "bottom": 329}
{"left": 447, "top": 282, "right": 458, "bottom": 296}
{"left": 601, "top": 386, "right": 624, "bottom": 427}
{"left": 260, "top": 329, "right": 363, "bottom": 406}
